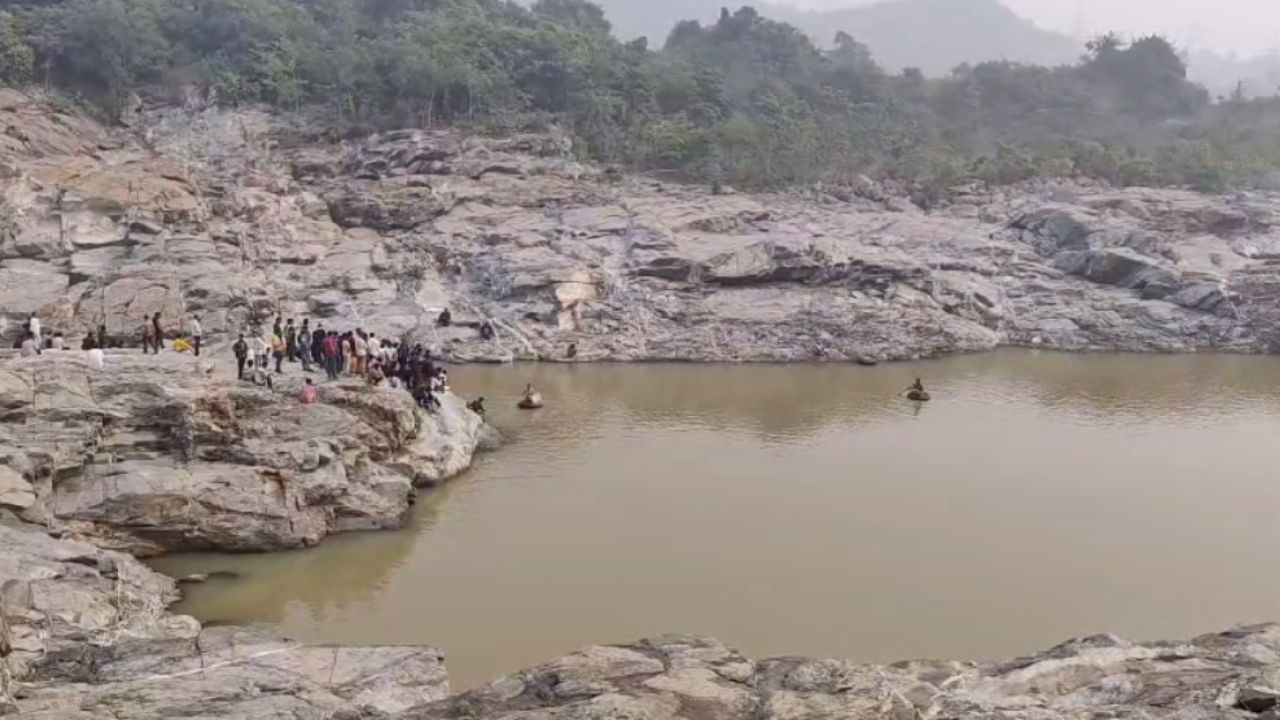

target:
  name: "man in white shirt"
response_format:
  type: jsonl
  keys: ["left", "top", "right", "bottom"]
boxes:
{"left": 26, "top": 315, "right": 41, "bottom": 347}
{"left": 254, "top": 335, "right": 271, "bottom": 369}
{"left": 189, "top": 315, "right": 203, "bottom": 356}
{"left": 352, "top": 332, "right": 368, "bottom": 375}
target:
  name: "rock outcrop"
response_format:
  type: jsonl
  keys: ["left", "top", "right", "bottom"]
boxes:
{"left": 0, "top": 351, "right": 483, "bottom": 556}
{"left": 2, "top": 89, "right": 1279, "bottom": 363}
{"left": 0, "top": 521, "right": 451, "bottom": 718}
{"left": 405, "top": 629, "right": 1280, "bottom": 720}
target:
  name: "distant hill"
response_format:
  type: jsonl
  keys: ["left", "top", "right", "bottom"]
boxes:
{"left": 1189, "top": 50, "right": 1280, "bottom": 99}
{"left": 591, "top": 0, "right": 1083, "bottom": 74}
{"left": 782, "top": 0, "right": 1082, "bottom": 73}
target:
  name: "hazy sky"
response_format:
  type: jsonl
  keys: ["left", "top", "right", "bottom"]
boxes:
{"left": 787, "top": 0, "right": 1279, "bottom": 56}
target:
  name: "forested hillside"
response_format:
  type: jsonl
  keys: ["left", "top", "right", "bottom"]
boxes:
{"left": 1, "top": 0, "right": 1278, "bottom": 194}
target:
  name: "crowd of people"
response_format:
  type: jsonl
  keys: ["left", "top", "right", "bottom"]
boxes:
{"left": 231, "top": 315, "right": 455, "bottom": 411}
{"left": 10, "top": 309, "right": 556, "bottom": 415}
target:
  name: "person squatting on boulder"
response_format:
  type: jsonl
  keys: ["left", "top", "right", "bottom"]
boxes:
{"left": 300, "top": 378, "right": 319, "bottom": 404}
{"left": 20, "top": 332, "right": 40, "bottom": 357}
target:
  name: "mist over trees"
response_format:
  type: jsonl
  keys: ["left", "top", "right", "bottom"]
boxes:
{"left": 1, "top": 0, "right": 1278, "bottom": 194}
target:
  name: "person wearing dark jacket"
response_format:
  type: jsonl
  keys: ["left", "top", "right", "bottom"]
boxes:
{"left": 284, "top": 319, "right": 297, "bottom": 362}
{"left": 151, "top": 312, "right": 164, "bottom": 351}
{"left": 233, "top": 334, "right": 250, "bottom": 380}
{"left": 312, "top": 325, "right": 325, "bottom": 364}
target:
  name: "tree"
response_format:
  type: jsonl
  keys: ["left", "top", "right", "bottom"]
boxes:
{"left": 0, "top": 11, "right": 34, "bottom": 85}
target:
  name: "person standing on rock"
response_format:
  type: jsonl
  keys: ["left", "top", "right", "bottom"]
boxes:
{"left": 296, "top": 329, "right": 313, "bottom": 373}
{"left": 188, "top": 314, "right": 203, "bottom": 357}
{"left": 311, "top": 324, "right": 325, "bottom": 365}
{"left": 97, "top": 323, "right": 106, "bottom": 350}
{"left": 273, "top": 315, "right": 283, "bottom": 338}
{"left": 352, "top": 331, "right": 368, "bottom": 375}
{"left": 151, "top": 312, "right": 164, "bottom": 351}
{"left": 233, "top": 334, "right": 250, "bottom": 380}
{"left": 141, "top": 316, "right": 156, "bottom": 354}
{"left": 298, "top": 319, "right": 310, "bottom": 360}
{"left": 25, "top": 314, "right": 41, "bottom": 348}
{"left": 271, "top": 331, "right": 286, "bottom": 374}
{"left": 254, "top": 334, "right": 270, "bottom": 370}
{"left": 323, "top": 331, "right": 340, "bottom": 380}
{"left": 285, "top": 319, "right": 297, "bottom": 363}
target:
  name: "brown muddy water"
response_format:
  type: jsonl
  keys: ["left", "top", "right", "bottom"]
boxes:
{"left": 151, "top": 351, "right": 1280, "bottom": 689}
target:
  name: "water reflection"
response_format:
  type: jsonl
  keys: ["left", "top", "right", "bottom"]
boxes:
{"left": 152, "top": 351, "right": 1280, "bottom": 690}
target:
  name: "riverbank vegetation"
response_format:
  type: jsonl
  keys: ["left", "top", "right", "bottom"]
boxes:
{"left": 2, "top": 0, "right": 1279, "bottom": 193}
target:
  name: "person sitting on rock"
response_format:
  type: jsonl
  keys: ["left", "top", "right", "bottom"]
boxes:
{"left": 81, "top": 333, "right": 98, "bottom": 351}
{"left": 300, "top": 378, "right": 319, "bottom": 404}
{"left": 366, "top": 359, "right": 386, "bottom": 387}
{"left": 414, "top": 386, "right": 439, "bottom": 411}
{"left": 246, "top": 360, "right": 274, "bottom": 390}
{"left": 50, "top": 333, "right": 65, "bottom": 351}
{"left": 566, "top": 342, "right": 577, "bottom": 359}
{"left": 437, "top": 308, "right": 452, "bottom": 327}
{"left": 467, "top": 397, "right": 486, "bottom": 417}
{"left": 20, "top": 332, "right": 40, "bottom": 357}
{"left": 479, "top": 321, "right": 494, "bottom": 340}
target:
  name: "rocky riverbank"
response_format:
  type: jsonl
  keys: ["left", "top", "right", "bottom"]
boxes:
{"left": 3, "top": 90, "right": 1280, "bottom": 718}
{"left": 3, "top": 89, "right": 1280, "bottom": 362}
{"left": 4, "top": 514, "right": 1280, "bottom": 718}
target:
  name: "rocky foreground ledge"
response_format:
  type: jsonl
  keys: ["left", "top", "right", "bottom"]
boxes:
{"left": 3, "top": 515, "right": 1279, "bottom": 718}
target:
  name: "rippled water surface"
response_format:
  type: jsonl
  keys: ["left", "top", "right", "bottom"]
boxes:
{"left": 151, "top": 352, "right": 1280, "bottom": 689}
